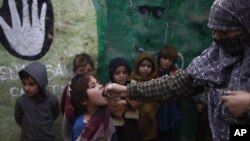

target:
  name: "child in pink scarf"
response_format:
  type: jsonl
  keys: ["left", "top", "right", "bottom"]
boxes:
{"left": 66, "top": 73, "right": 116, "bottom": 141}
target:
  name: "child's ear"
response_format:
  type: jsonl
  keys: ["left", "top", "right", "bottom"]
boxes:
{"left": 81, "top": 100, "right": 88, "bottom": 105}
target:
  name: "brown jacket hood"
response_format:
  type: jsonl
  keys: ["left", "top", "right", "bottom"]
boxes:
{"left": 130, "top": 52, "right": 157, "bottom": 82}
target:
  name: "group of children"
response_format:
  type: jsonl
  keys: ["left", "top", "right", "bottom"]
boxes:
{"left": 14, "top": 0, "right": 250, "bottom": 140}
{"left": 15, "top": 45, "right": 197, "bottom": 141}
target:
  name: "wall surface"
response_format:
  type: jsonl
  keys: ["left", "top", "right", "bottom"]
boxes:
{"left": 0, "top": 0, "right": 97, "bottom": 140}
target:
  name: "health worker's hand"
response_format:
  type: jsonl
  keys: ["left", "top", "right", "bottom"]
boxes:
{"left": 104, "top": 83, "right": 127, "bottom": 98}
{"left": 222, "top": 90, "right": 250, "bottom": 118}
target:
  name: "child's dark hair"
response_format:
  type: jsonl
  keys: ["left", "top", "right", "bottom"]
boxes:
{"left": 61, "top": 53, "right": 94, "bottom": 113}
{"left": 19, "top": 71, "right": 44, "bottom": 95}
{"left": 73, "top": 53, "right": 94, "bottom": 72}
{"left": 157, "top": 45, "right": 178, "bottom": 67}
{"left": 19, "top": 71, "right": 32, "bottom": 80}
{"left": 109, "top": 57, "right": 131, "bottom": 82}
{"left": 70, "top": 73, "right": 91, "bottom": 117}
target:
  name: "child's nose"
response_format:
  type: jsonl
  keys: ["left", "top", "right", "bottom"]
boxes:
{"left": 119, "top": 73, "right": 125, "bottom": 77}
{"left": 23, "top": 85, "right": 29, "bottom": 90}
{"left": 99, "top": 84, "right": 103, "bottom": 88}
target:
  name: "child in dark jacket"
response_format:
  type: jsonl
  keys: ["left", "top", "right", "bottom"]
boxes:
{"left": 156, "top": 45, "right": 181, "bottom": 141}
{"left": 107, "top": 57, "right": 141, "bottom": 141}
{"left": 15, "top": 62, "right": 59, "bottom": 141}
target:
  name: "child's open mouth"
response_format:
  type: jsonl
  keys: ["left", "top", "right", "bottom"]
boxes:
{"left": 102, "top": 88, "right": 107, "bottom": 97}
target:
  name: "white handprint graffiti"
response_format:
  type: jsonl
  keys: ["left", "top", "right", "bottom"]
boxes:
{"left": 0, "top": 0, "right": 53, "bottom": 60}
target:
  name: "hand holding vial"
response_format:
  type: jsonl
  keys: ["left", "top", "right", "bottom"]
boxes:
{"left": 102, "top": 83, "right": 128, "bottom": 98}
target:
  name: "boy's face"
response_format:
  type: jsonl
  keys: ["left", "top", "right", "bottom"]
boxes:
{"left": 75, "top": 64, "right": 94, "bottom": 75}
{"left": 87, "top": 76, "right": 108, "bottom": 107}
{"left": 113, "top": 66, "right": 129, "bottom": 85}
{"left": 160, "top": 57, "right": 173, "bottom": 70}
{"left": 21, "top": 77, "right": 40, "bottom": 97}
{"left": 138, "top": 59, "right": 153, "bottom": 77}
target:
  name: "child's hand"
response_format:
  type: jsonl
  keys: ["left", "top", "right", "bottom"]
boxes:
{"left": 107, "top": 99, "right": 126, "bottom": 118}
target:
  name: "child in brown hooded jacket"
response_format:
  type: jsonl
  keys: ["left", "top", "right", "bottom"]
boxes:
{"left": 130, "top": 52, "right": 159, "bottom": 141}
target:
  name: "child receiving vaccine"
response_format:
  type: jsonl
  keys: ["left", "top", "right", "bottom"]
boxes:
{"left": 61, "top": 53, "right": 95, "bottom": 141}
{"left": 69, "top": 73, "right": 116, "bottom": 141}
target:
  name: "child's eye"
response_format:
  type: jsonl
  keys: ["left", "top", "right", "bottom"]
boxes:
{"left": 122, "top": 70, "right": 128, "bottom": 74}
{"left": 89, "top": 83, "right": 95, "bottom": 88}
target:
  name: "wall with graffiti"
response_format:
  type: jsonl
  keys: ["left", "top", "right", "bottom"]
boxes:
{"left": 0, "top": 0, "right": 212, "bottom": 140}
{"left": 0, "top": 0, "right": 98, "bottom": 140}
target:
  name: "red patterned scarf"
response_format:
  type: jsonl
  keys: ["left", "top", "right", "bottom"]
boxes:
{"left": 79, "top": 107, "right": 116, "bottom": 141}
